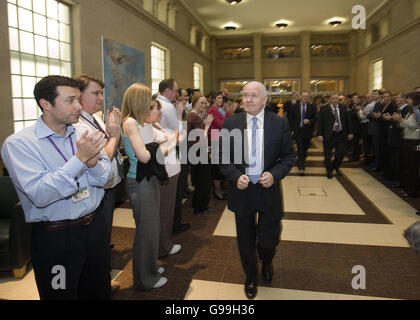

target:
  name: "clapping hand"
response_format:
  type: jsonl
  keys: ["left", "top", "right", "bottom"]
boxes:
{"left": 105, "top": 107, "right": 122, "bottom": 138}
{"left": 76, "top": 130, "right": 107, "bottom": 166}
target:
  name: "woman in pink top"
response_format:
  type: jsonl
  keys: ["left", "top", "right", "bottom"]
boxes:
{"left": 207, "top": 91, "right": 227, "bottom": 200}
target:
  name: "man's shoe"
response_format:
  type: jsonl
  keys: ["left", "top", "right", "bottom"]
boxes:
{"left": 299, "top": 169, "right": 305, "bottom": 176}
{"left": 194, "top": 207, "right": 212, "bottom": 215}
{"left": 334, "top": 168, "right": 342, "bottom": 176}
{"left": 213, "top": 191, "right": 227, "bottom": 200}
{"left": 111, "top": 279, "right": 120, "bottom": 293}
{"left": 172, "top": 223, "right": 190, "bottom": 235}
{"left": 327, "top": 172, "right": 333, "bottom": 179}
{"left": 261, "top": 262, "right": 273, "bottom": 283}
{"left": 244, "top": 281, "right": 257, "bottom": 300}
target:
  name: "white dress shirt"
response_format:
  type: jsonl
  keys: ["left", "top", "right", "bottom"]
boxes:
{"left": 74, "top": 110, "right": 122, "bottom": 189}
{"left": 157, "top": 95, "right": 184, "bottom": 132}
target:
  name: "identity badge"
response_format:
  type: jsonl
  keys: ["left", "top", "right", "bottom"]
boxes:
{"left": 72, "top": 186, "right": 90, "bottom": 203}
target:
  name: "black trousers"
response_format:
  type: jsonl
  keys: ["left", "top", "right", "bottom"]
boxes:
{"left": 361, "top": 123, "right": 373, "bottom": 163}
{"left": 234, "top": 183, "right": 282, "bottom": 283}
{"left": 372, "top": 134, "right": 387, "bottom": 170}
{"left": 404, "top": 139, "right": 420, "bottom": 197}
{"left": 295, "top": 128, "right": 311, "bottom": 170}
{"left": 31, "top": 204, "right": 111, "bottom": 300}
{"left": 102, "top": 184, "right": 119, "bottom": 245}
{"left": 387, "top": 144, "right": 404, "bottom": 183}
{"left": 191, "top": 162, "right": 211, "bottom": 212}
{"left": 323, "top": 131, "right": 347, "bottom": 174}
{"left": 351, "top": 132, "right": 361, "bottom": 160}
{"left": 173, "top": 163, "right": 188, "bottom": 229}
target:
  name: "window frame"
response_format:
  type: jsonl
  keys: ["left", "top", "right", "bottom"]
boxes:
{"left": 369, "top": 59, "right": 383, "bottom": 92}
{"left": 151, "top": 42, "right": 169, "bottom": 94}
{"left": 7, "top": 0, "right": 73, "bottom": 132}
{"left": 193, "top": 63, "right": 203, "bottom": 93}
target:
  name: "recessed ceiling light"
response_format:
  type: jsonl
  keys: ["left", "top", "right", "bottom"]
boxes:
{"left": 224, "top": 25, "right": 237, "bottom": 30}
{"left": 329, "top": 20, "right": 342, "bottom": 27}
{"left": 275, "top": 23, "right": 288, "bottom": 29}
{"left": 226, "top": 0, "right": 242, "bottom": 5}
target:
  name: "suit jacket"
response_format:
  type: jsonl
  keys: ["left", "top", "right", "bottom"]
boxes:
{"left": 289, "top": 101, "right": 317, "bottom": 139}
{"left": 284, "top": 100, "right": 297, "bottom": 128}
{"left": 368, "top": 101, "right": 397, "bottom": 136}
{"left": 316, "top": 104, "right": 353, "bottom": 141}
{"left": 347, "top": 103, "right": 362, "bottom": 135}
{"left": 219, "top": 111, "right": 295, "bottom": 219}
{"left": 387, "top": 105, "right": 410, "bottom": 147}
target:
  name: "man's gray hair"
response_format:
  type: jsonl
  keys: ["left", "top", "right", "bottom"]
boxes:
{"left": 244, "top": 81, "right": 268, "bottom": 97}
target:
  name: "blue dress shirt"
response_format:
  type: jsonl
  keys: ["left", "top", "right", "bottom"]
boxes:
{"left": 1, "top": 117, "right": 112, "bottom": 222}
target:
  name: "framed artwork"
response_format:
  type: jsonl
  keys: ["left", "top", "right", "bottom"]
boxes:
{"left": 102, "top": 37, "right": 145, "bottom": 112}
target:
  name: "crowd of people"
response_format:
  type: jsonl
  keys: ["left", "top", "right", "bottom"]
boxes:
{"left": 281, "top": 88, "right": 420, "bottom": 198}
{"left": 1, "top": 73, "right": 419, "bottom": 300}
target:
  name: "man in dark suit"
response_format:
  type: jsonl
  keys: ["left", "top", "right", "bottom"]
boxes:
{"left": 368, "top": 91, "right": 396, "bottom": 173}
{"left": 284, "top": 92, "right": 298, "bottom": 128}
{"left": 383, "top": 92, "right": 409, "bottom": 187}
{"left": 219, "top": 81, "right": 295, "bottom": 299}
{"left": 317, "top": 93, "right": 354, "bottom": 179}
{"left": 289, "top": 92, "right": 317, "bottom": 175}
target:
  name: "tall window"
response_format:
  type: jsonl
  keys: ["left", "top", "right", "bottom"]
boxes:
{"left": 370, "top": 59, "right": 383, "bottom": 92}
{"left": 7, "top": 0, "right": 72, "bottom": 132}
{"left": 151, "top": 44, "right": 168, "bottom": 94}
{"left": 193, "top": 63, "right": 203, "bottom": 93}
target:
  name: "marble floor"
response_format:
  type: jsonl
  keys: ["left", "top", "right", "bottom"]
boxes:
{"left": 1, "top": 141, "right": 419, "bottom": 300}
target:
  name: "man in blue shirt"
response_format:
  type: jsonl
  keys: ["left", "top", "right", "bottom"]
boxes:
{"left": 1, "top": 75, "right": 112, "bottom": 300}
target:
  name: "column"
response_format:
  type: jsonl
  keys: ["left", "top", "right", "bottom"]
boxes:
{"left": 211, "top": 37, "right": 217, "bottom": 91}
{"left": 253, "top": 33, "right": 262, "bottom": 82}
{"left": 300, "top": 31, "right": 311, "bottom": 92}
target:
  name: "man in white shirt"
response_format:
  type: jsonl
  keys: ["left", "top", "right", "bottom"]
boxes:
{"left": 157, "top": 79, "right": 190, "bottom": 235}
{"left": 73, "top": 74, "right": 123, "bottom": 290}
{"left": 219, "top": 81, "right": 295, "bottom": 299}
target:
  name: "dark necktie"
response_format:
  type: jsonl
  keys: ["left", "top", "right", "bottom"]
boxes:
{"left": 301, "top": 104, "right": 306, "bottom": 127}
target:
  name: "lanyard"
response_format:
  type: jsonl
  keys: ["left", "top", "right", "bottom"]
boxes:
{"left": 80, "top": 114, "right": 100, "bottom": 130}
{"left": 80, "top": 114, "right": 109, "bottom": 138}
{"left": 47, "top": 135, "right": 75, "bottom": 162}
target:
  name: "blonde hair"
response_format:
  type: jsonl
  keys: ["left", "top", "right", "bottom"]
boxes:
{"left": 191, "top": 94, "right": 204, "bottom": 109}
{"left": 121, "top": 83, "right": 152, "bottom": 126}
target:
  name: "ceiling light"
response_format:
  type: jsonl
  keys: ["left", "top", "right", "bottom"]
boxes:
{"left": 224, "top": 25, "right": 237, "bottom": 30}
{"left": 223, "top": 23, "right": 239, "bottom": 30}
{"left": 329, "top": 20, "right": 342, "bottom": 27}
{"left": 226, "top": 0, "right": 242, "bottom": 5}
{"left": 275, "top": 23, "right": 288, "bottom": 29}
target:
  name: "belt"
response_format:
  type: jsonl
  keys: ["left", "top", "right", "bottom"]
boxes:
{"left": 35, "top": 211, "right": 96, "bottom": 232}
